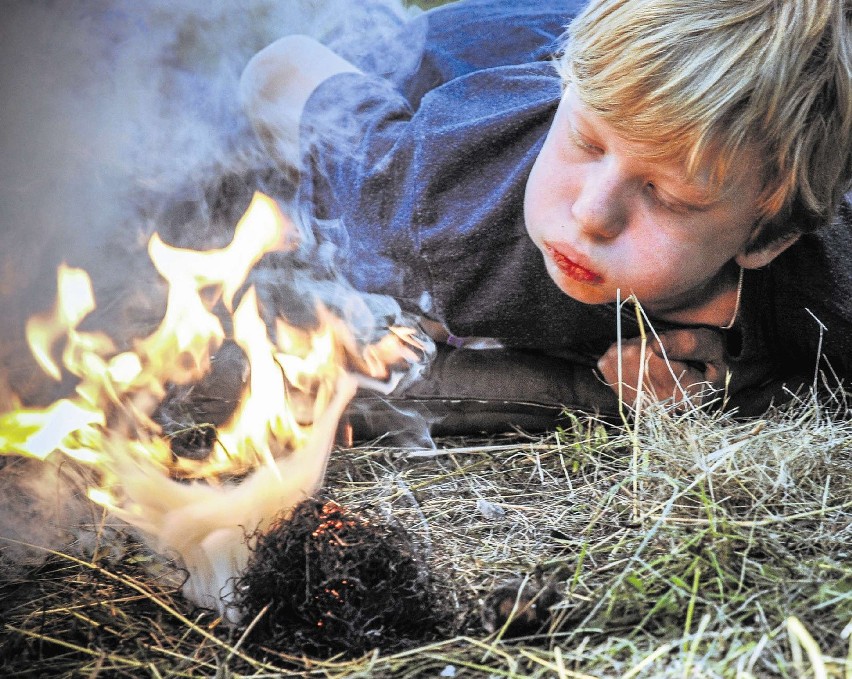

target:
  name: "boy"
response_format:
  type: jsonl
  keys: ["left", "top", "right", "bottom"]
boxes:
{"left": 240, "top": 0, "right": 852, "bottom": 411}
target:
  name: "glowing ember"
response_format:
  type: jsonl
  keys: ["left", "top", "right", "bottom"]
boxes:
{"left": 235, "top": 498, "right": 447, "bottom": 656}
{"left": 0, "top": 191, "right": 425, "bottom": 621}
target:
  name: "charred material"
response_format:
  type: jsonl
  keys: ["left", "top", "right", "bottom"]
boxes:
{"left": 481, "top": 577, "right": 561, "bottom": 638}
{"left": 236, "top": 498, "right": 448, "bottom": 658}
{"left": 155, "top": 341, "right": 248, "bottom": 461}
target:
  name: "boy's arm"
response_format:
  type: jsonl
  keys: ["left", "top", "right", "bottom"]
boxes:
{"left": 240, "top": 35, "right": 361, "bottom": 168}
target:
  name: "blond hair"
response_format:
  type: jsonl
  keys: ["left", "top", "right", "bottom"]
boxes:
{"left": 557, "top": 0, "right": 852, "bottom": 248}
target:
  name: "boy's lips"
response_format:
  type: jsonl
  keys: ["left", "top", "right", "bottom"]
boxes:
{"left": 544, "top": 242, "right": 604, "bottom": 284}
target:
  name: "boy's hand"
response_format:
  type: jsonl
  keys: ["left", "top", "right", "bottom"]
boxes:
{"left": 597, "top": 327, "right": 730, "bottom": 406}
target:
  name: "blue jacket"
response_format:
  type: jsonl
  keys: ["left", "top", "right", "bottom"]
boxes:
{"left": 298, "top": 0, "right": 852, "bottom": 383}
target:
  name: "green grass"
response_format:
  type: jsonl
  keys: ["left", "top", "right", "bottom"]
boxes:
{"left": 406, "top": 0, "right": 456, "bottom": 9}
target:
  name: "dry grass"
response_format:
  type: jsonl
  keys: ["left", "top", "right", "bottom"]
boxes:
{"left": 2, "top": 387, "right": 851, "bottom": 678}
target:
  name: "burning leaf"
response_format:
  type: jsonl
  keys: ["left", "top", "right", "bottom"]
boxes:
{"left": 112, "top": 372, "right": 356, "bottom": 620}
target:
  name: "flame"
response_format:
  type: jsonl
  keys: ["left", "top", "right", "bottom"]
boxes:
{"left": 0, "top": 191, "right": 425, "bottom": 621}
{"left": 137, "top": 192, "right": 286, "bottom": 386}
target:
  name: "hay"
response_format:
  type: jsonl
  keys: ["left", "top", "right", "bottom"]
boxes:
{"left": 2, "top": 390, "right": 852, "bottom": 677}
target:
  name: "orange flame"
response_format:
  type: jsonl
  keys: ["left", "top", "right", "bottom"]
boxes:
{"left": 0, "top": 191, "right": 426, "bottom": 621}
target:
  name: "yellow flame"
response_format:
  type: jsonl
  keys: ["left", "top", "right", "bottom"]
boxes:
{"left": 214, "top": 287, "right": 294, "bottom": 473}
{"left": 25, "top": 264, "right": 96, "bottom": 381}
{"left": 136, "top": 192, "right": 287, "bottom": 386}
{"left": 0, "top": 191, "right": 425, "bottom": 618}
{"left": 0, "top": 398, "right": 103, "bottom": 461}
{"left": 1, "top": 190, "right": 421, "bottom": 488}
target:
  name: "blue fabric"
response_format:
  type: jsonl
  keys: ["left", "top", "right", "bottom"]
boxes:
{"left": 300, "top": 0, "right": 627, "bottom": 362}
{"left": 392, "top": 0, "right": 582, "bottom": 107}
{"left": 298, "top": 0, "right": 852, "bottom": 383}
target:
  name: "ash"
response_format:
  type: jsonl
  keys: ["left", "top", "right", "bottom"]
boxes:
{"left": 235, "top": 498, "right": 449, "bottom": 658}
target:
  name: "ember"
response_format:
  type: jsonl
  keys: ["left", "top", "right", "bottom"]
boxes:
{"left": 235, "top": 498, "right": 449, "bottom": 657}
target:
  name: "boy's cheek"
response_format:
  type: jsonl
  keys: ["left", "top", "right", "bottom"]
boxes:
{"left": 525, "top": 145, "right": 577, "bottom": 226}
{"left": 522, "top": 178, "right": 541, "bottom": 240}
{"left": 522, "top": 206, "right": 548, "bottom": 249}
{"left": 523, "top": 169, "right": 557, "bottom": 240}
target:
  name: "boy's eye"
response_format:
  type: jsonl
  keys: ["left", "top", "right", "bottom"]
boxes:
{"left": 569, "top": 128, "right": 602, "bottom": 154}
{"left": 645, "top": 182, "right": 691, "bottom": 214}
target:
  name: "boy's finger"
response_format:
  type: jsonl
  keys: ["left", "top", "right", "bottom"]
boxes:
{"left": 651, "top": 327, "right": 726, "bottom": 364}
{"left": 597, "top": 337, "right": 643, "bottom": 382}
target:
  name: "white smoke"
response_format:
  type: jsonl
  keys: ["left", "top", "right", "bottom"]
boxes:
{"left": 0, "top": 0, "right": 431, "bottom": 571}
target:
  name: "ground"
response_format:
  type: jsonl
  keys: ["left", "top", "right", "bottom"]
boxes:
{"left": 2, "top": 393, "right": 850, "bottom": 678}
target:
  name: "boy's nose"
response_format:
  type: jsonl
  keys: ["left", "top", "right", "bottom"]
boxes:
{"left": 572, "top": 173, "right": 627, "bottom": 241}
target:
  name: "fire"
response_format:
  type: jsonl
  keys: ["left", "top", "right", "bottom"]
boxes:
{"left": 0, "top": 191, "right": 425, "bottom": 621}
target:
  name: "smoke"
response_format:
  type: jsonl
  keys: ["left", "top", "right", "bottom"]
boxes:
{"left": 0, "top": 0, "right": 433, "bottom": 569}
{"left": 0, "top": 455, "right": 118, "bottom": 578}
{"left": 0, "top": 0, "right": 425, "bottom": 403}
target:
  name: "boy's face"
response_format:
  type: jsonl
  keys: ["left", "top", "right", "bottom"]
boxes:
{"left": 524, "top": 88, "right": 765, "bottom": 319}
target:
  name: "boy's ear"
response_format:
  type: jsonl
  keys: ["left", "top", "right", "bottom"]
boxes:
{"left": 735, "top": 233, "right": 800, "bottom": 269}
